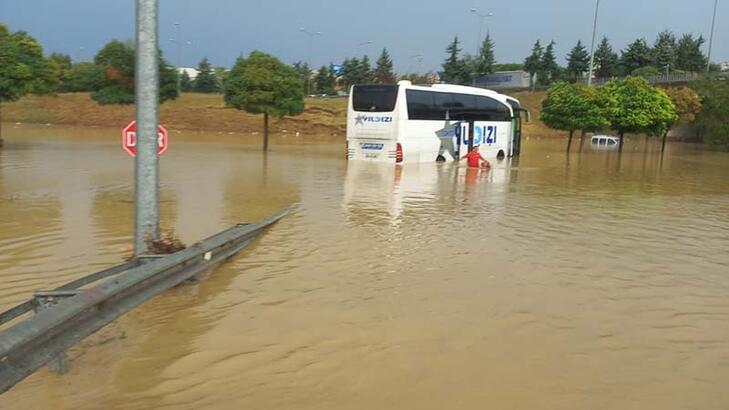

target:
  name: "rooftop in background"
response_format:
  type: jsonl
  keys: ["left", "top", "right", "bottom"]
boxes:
{"left": 177, "top": 67, "right": 199, "bottom": 79}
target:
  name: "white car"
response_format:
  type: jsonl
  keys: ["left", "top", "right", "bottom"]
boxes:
{"left": 591, "top": 135, "right": 620, "bottom": 150}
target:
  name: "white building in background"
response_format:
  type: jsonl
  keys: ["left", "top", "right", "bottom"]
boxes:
{"left": 720, "top": 62, "right": 729, "bottom": 72}
{"left": 177, "top": 67, "right": 199, "bottom": 79}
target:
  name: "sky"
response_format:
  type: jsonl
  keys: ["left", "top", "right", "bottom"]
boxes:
{"left": 1, "top": 0, "right": 726, "bottom": 73}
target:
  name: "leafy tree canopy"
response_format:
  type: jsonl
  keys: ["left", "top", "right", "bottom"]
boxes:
{"left": 603, "top": 76, "right": 677, "bottom": 137}
{"left": 691, "top": 77, "right": 729, "bottom": 149}
{"left": 0, "top": 23, "right": 51, "bottom": 102}
{"left": 223, "top": 50, "right": 304, "bottom": 117}
{"left": 91, "top": 39, "right": 178, "bottom": 105}
{"left": 541, "top": 82, "right": 611, "bottom": 133}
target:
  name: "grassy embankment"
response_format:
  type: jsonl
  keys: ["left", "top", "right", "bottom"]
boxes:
{"left": 2, "top": 91, "right": 559, "bottom": 138}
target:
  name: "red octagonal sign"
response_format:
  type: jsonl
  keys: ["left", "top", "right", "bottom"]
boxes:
{"left": 122, "top": 120, "right": 168, "bottom": 157}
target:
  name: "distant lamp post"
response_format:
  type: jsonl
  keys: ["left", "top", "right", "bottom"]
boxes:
{"left": 357, "top": 40, "right": 373, "bottom": 55}
{"left": 299, "top": 27, "right": 322, "bottom": 95}
{"left": 407, "top": 53, "right": 424, "bottom": 74}
{"left": 587, "top": 0, "right": 601, "bottom": 86}
{"left": 470, "top": 8, "right": 494, "bottom": 57}
{"left": 706, "top": 0, "right": 719, "bottom": 72}
{"left": 168, "top": 35, "right": 192, "bottom": 93}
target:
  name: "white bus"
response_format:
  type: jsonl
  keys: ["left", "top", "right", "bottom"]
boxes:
{"left": 346, "top": 81, "right": 526, "bottom": 164}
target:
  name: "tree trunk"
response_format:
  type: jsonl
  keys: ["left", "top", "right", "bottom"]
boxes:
{"left": 566, "top": 129, "right": 574, "bottom": 152}
{"left": 578, "top": 130, "right": 586, "bottom": 153}
{"left": 661, "top": 129, "right": 669, "bottom": 153}
{"left": 619, "top": 130, "right": 625, "bottom": 152}
{"left": 263, "top": 112, "right": 269, "bottom": 152}
{"left": 0, "top": 102, "right": 4, "bottom": 147}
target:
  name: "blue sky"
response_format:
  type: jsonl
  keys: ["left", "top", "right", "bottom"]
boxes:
{"left": 1, "top": 0, "right": 726, "bottom": 72}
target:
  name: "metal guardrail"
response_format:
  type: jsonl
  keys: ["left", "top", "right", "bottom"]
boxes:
{"left": 0, "top": 208, "right": 288, "bottom": 394}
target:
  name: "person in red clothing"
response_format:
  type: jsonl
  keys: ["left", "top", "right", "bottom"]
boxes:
{"left": 460, "top": 145, "right": 491, "bottom": 169}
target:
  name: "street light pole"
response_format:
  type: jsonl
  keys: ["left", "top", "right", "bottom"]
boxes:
{"left": 470, "top": 8, "right": 494, "bottom": 57}
{"left": 357, "top": 40, "right": 373, "bottom": 56}
{"left": 706, "top": 0, "right": 719, "bottom": 72}
{"left": 300, "top": 27, "right": 322, "bottom": 96}
{"left": 134, "top": 0, "right": 160, "bottom": 255}
{"left": 587, "top": 0, "right": 601, "bottom": 86}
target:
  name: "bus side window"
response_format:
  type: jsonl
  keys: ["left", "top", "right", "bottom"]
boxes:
{"left": 607, "top": 139, "right": 617, "bottom": 146}
{"left": 434, "top": 93, "right": 453, "bottom": 120}
{"left": 406, "top": 90, "right": 436, "bottom": 120}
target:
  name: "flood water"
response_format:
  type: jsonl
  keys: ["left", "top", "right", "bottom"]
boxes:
{"left": 1, "top": 124, "right": 729, "bottom": 409}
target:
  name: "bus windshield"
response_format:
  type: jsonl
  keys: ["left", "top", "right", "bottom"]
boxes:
{"left": 352, "top": 85, "right": 399, "bottom": 112}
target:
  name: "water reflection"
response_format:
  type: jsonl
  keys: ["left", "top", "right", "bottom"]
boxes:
{"left": 1, "top": 126, "right": 729, "bottom": 410}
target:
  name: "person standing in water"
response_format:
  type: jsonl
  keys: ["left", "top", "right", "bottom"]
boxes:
{"left": 460, "top": 145, "right": 491, "bottom": 169}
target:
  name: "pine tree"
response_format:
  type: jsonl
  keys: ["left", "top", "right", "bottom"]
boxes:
{"left": 440, "top": 36, "right": 470, "bottom": 84}
{"left": 675, "top": 34, "right": 707, "bottom": 72}
{"left": 652, "top": 30, "right": 677, "bottom": 71}
{"left": 620, "top": 38, "right": 652, "bottom": 75}
{"left": 292, "top": 61, "right": 312, "bottom": 92}
{"left": 193, "top": 57, "right": 218, "bottom": 93}
{"left": 373, "top": 48, "right": 396, "bottom": 84}
{"left": 341, "top": 57, "right": 359, "bottom": 88}
{"left": 524, "top": 40, "right": 543, "bottom": 85}
{"left": 475, "top": 33, "right": 496, "bottom": 75}
{"left": 539, "top": 41, "right": 559, "bottom": 86}
{"left": 180, "top": 70, "right": 192, "bottom": 92}
{"left": 566, "top": 40, "right": 590, "bottom": 81}
{"left": 314, "top": 65, "right": 335, "bottom": 94}
{"left": 594, "top": 37, "right": 619, "bottom": 78}
{"left": 359, "top": 55, "right": 373, "bottom": 83}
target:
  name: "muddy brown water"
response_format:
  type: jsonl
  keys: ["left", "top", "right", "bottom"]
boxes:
{"left": 1, "top": 124, "right": 728, "bottom": 410}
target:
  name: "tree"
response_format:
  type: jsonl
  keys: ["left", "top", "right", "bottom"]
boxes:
{"left": 475, "top": 33, "right": 496, "bottom": 75}
{"left": 223, "top": 51, "right": 305, "bottom": 151}
{"left": 193, "top": 57, "right": 218, "bottom": 93}
{"left": 214, "top": 66, "right": 228, "bottom": 90}
{"left": 293, "top": 61, "right": 311, "bottom": 93}
{"left": 0, "top": 23, "right": 51, "bottom": 144}
{"left": 603, "top": 76, "right": 677, "bottom": 151}
{"left": 314, "top": 64, "right": 335, "bottom": 94}
{"left": 493, "top": 63, "right": 523, "bottom": 72}
{"left": 541, "top": 82, "right": 611, "bottom": 151}
{"left": 594, "top": 37, "right": 619, "bottom": 78}
{"left": 691, "top": 77, "right": 729, "bottom": 150}
{"left": 440, "top": 36, "right": 470, "bottom": 85}
{"left": 566, "top": 40, "right": 590, "bottom": 81}
{"left": 341, "top": 57, "right": 359, "bottom": 88}
{"left": 49, "top": 52, "right": 72, "bottom": 90}
{"left": 620, "top": 38, "right": 652, "bottom": 75}
{"left": 373, "top": 48, "right": 396, "bottom": 84}
{"left": 359, "top": 55, "right": 374, "bottom": 83}
{"left": 59, "top": 62, "right": 102, "bottom": 92}
{"left": 652, "top": 30, "right": 677, "bottom": 71}
{"left": 180, "top": 70, "right": 193, "bottom": 92}
{"left": 523, "top": 40, "right": 543, "bottom": 86}
{"left": 539, "top": 41, "right": 559, "bottom": 86}
{"left": 91, "top": 39, "right": 178, "bottom": 105}
{"left": 675, "top": 34, "right": 707, "bottom": 72}
{"left": 662, "top": 86, "right": 702, "bottom": 151}
{"left": 631, "top": 66, "right": 661, "bottom": 78}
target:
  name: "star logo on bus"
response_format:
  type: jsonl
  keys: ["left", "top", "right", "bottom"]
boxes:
{"left": 355, "top": 114, "right": 365, "bottom": 125}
